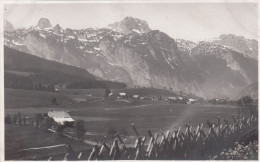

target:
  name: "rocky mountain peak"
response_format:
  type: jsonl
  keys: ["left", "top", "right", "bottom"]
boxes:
{"left": 108, "top": 16, "right": 151, "bottom": 35}
{"left": 4, "top": 19, "right": 15, "bottom": 32}
{"left": 36, "top": 18, "right": 52, "bottom": 29}
{"left": 212, "top": 34, "right": 258, "bottom": 60}
{"left": 52, "top": 24, "right": 63, "bottom": 33}
{"left": 53, "top": 24, "right": 61, "bottom": 30}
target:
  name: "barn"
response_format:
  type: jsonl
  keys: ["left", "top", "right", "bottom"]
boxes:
{"left": 47, "top": 111, "right": 74, "bottom": 127}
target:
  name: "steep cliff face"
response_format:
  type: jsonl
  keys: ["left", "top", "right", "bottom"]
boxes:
{"left": 21, "top": 29, "right": 133, "bottom": 85}
{"left": 98, "top": 30, "right": 203, "bottom": 95}
{"left": 4, "top": 17, "right": 258, "bottom": 98}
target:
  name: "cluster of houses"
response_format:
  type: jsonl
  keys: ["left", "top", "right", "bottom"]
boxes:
{"left": 108, "top": 92, "right": 201, "bottom": 104}
{"left": 165, "top": 96, "right": 199, "bottom": 104}
{"left": 68, "top": 89, "right": 233, "bottom": 106}
{"left": 70, "top": 89, "right": 203, "bottom": 105}
{"left": 108, "top": 92, "right": 162, "bottom": 101}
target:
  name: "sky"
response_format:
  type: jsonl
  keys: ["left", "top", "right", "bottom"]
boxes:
{"left": 4, "top": 2, "right": 258, "bottom": 42}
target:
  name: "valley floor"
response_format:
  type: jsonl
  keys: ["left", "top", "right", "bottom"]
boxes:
{"left": 5, "top": 88, "right": 238, "bottom": 160}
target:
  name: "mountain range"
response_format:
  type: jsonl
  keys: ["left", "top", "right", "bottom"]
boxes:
{"left": 4, "top": 17, "right": 258, "bottom": 99}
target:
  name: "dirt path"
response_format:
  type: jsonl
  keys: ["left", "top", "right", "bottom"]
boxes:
{"left": 18, "top": 144, "right": 66, "bottom": 151}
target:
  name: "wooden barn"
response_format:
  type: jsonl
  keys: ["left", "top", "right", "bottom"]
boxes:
{"left": 47, "top": 111, "right": 74, "bottom": 127}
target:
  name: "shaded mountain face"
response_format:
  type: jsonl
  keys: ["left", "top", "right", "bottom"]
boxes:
{"left": 4, "top": 17, "right": 258, "bottom": 98}
{"left": 4, "top": 20, "right": 15, "bottom": 32}
{"left": 211, "top": 34, "right": 258, "bottom": 60}
{"left": 191, "top": 42, "right": 257, "bottom": 98}
{"left": 36, "top": 18, "right": 52, "bottom": 29}
{"left": 4, "top": 46, "right": 126, "bottom": 90}
{"left": 108, "top": 16, "right": 151, "bottom": 34}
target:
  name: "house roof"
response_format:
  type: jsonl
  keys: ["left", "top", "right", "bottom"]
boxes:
{"left": 47, "top": 111, "right": 74, "bottom": 125}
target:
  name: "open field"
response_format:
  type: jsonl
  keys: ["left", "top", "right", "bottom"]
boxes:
{"left": 69, "top": 103, "right": 237, "bottom": 143}
{"left": 5, "top": 88, "right": 238, "bottom": 159}
{"left": 4, "top": 88, "right": 75, "bottom": 108}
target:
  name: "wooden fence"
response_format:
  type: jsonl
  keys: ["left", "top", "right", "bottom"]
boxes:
{"left": 6, "top": 113, "right": 258, "bottom": 160}
{"left": 78, "top": 115, "right": 257, "bottom": 160}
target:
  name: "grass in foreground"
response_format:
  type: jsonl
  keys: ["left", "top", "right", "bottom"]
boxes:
{"left": 5, "top": 124, "right": 91, "bottom": 160}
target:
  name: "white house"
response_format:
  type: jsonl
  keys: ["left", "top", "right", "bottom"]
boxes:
{"left": 119, "top": 93, "right": 126, "bottom": 97}
{"left": 187, "top": 98, "right": 198, "bottom": 104}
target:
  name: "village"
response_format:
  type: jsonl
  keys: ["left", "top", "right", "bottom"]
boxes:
{"left": 69, "top": 88, "right": 233, "bottom": 105}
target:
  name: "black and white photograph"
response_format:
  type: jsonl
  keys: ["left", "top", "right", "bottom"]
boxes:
{"left": 2, "top": 1, "right": 259, "bottom": 160}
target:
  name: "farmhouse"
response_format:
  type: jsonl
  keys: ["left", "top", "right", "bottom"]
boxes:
{"left": 187, "top": 98, "right": 198, "bottom": 104}
{"left": 47, "top": 111, "right": 74, "bottom": 126}
{"left": 118, "top": 92, "right": 127, "bottom": 98}
{"left": 119, "top": 92, "right": 126, "bottom": 96}
{"left": 132, "top": 95, "right": 139, "bottom": 99}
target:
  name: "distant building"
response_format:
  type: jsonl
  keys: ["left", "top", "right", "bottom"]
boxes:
{"left": 132, "top": 95, "right": 139, "bottom": 99}
{"left": 178, "top": 97, "right": 183, "bottom": 100}
{"left": 119, "top": 93, "right": 126, "bottom": 97}
{"left": 47, "top": 111, "right": 74, "bottom": 126}
{"left": 187, "top": 98, "right": 198, "bottom": 104}
{"left": 119, "top": 92, "right": 126, "bottom": 96}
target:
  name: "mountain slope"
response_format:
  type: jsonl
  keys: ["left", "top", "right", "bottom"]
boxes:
{"left": 191, "top": 42, "right": 257, "bottom": 98}
{"left": 4, "top": 46, "right": 126, "bottom": 90}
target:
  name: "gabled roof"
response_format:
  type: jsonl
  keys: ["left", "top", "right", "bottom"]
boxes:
{"left": 47, "top": 111, "right": 74, "bottom": 125}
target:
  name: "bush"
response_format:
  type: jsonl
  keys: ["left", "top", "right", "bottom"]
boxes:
{"left": 5, "top": 114, "right": 12, "bottom": 124}
{"left": 43, "top": 117, "right": 54, "bottom": 130}
{"left": 75, "top": 120, "right": 86, "bottom": 140}
{"left": 57, "top": 125, "right": 65, "bottom": 137}
{"left": 107, "top": 128, "right": 117, "bottom": 140}
{"left": 237, "top": 96, "right": 257, "bottom": 118}
{"left": 51, "top": 97, "right": 58, "bottom": 105}
{"left": 118, "top": 128, "right": 129, "bottom": 138}
{"left": 105, "top": 88, "right": 111, "bottom": 98}
{"left": 35, "top": 113, "right": 43, "bottom": 128}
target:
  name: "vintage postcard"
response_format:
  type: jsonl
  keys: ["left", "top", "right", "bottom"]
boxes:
{"left": 1, "top": 0, "right": 258, "bottom": 160}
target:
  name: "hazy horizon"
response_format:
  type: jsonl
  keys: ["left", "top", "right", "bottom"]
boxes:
{"left": 4, "top": 3, "right": 258, "bottom": 42}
